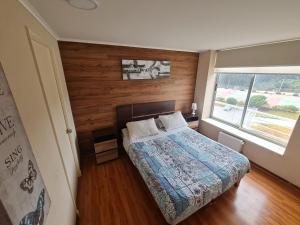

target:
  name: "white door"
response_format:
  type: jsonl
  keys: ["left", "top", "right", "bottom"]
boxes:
{"left": 27, "top": 29, "right": 78, "bottom": 204}
{"left": 50, "top": 52, "right": 81, "bottom": 176}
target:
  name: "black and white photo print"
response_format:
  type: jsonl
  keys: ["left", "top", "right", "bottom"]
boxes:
{"left": 122, "top": 60, "right": 171, "bottom": 80}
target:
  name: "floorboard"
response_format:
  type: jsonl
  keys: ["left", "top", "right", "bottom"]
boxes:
{"left": 77, "top": 155, "right": 300, "bottom": 225}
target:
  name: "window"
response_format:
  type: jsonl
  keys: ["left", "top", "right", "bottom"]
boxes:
{"left": 211, "top": 67, "right": 300, "bottom": 147}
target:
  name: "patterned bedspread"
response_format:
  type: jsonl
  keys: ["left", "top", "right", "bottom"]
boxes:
{"left": 127, "top": 128, "right": 250, "bottom": 224}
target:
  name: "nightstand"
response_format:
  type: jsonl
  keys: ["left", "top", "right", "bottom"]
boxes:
{"left": 183, "top": 113, "right": 199, "bottom": 130}
{"left": 93, "top": 127, "right": 118, "bottom": 164}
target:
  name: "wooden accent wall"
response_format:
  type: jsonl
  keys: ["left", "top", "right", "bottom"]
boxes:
{"left": 58, "top": 41, "right": 199, "bottom": 153}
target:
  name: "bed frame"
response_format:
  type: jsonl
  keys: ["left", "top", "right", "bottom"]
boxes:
{"left": 116, "top": 100, "right": 175, "bottom": 152}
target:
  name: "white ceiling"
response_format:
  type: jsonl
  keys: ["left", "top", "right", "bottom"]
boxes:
{"left": 25, "top": 0, "right": 300, "bottom": 52}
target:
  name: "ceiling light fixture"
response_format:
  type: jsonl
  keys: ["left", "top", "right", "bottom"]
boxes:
{"left": 67, "top": 0, "right": 99, "bottom": 10}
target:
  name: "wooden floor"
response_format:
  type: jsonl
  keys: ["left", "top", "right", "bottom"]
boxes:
{"left": 77, "top": 155, "right": 300, "bottom": 225}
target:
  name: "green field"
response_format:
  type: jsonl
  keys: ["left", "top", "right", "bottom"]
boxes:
{"left": 256, "top": 110, "right": 299, "bottom": 120}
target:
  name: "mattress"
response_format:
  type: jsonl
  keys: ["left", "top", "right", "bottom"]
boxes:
{"left": 123, "top": 127, "right": 250, "bottom": 224}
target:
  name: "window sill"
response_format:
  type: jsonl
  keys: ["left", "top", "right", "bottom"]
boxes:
{"left": 202, "top": 118, "right": 286, "bottom": 156}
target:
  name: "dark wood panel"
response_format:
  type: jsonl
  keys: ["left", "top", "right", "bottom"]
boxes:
{"left": 59, "top": 41, "right": 199, "bottom": 154}
{"left": 132, "top": 101, "right": 175, "bottom": 117}
{"left": 76, "top": 156, "right": 300, "bottom": 225}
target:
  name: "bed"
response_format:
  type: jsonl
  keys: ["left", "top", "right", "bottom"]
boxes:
{"left": 117, "top": 101, "right": 250, "bottom": 224}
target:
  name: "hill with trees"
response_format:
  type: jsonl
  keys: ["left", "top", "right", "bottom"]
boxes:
{"left": 218, "top": 73, "right": 300, "bottom": 93}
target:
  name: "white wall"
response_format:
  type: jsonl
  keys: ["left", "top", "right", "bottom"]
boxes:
{"left": 197, "top": 44, "right": 300, "bottom": 188}
{"left": 194, "top": 51, "right": 217, "bottom": 119}
{"left": 0, "top": 0, "right": 78, "bottom": 224}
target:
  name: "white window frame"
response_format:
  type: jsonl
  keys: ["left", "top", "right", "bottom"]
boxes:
{"left": 210, "top": 67, "right": 300, "bottom": 147}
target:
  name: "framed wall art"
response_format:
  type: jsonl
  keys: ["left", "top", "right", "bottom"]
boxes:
{"left": 122, "top": 59, "right": 171, "bottom": 80}
{"left": 0, "top": 63, "right": 50, "bottom": 225}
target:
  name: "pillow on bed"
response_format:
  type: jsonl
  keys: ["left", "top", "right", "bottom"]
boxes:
{"left": 155, "top": 118, "right": 165, "bottom": 130}
{"left": 126, "top": 118, "right": 159, "bottom": 141}
{"left": 122, "top": 128, "right": 129, "bottom": 139}
{"left": 159, "top": 111, "right": 188, "bottom": 131}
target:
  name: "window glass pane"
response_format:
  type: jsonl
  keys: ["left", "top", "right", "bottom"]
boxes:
{"left": 243, "top": 74, "right": 300, "bottom": 146}
{"left": 212, "top": 73, "right": 253, "bottom": 126}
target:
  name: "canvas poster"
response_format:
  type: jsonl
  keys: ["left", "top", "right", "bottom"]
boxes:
{"left": 0, "top": 63, "right": 50, "bottom": 225}
{"left": 122, "top": 60, "right": 171, "bottom": 80}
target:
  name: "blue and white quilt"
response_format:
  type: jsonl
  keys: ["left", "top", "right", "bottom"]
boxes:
{"left": 127, "top": 128, "right": 250, "bottom": 224}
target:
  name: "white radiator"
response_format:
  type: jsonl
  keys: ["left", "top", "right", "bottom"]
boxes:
{"left": 218, "top": 132, "right": 244, "bottom": 152}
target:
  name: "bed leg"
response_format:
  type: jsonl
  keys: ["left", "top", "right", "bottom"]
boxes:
{"left": 234, "top": 179, "right": 241, "bottom": 187}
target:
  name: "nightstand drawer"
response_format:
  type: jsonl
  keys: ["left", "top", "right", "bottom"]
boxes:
{"left": 94, "top": 139, "right": 117, "bottom": 153}
{"left": 96, "top": 149, "right": 118, "bottom": 164}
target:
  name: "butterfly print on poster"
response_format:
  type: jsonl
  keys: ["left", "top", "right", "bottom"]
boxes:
{"left": 19, "top": 189, "right": 45, "bottom": 225}
{"left": 20, "top": 160, "right": 37, "bottom": 194}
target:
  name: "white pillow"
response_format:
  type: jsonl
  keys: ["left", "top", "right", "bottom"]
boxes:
{"left": 122, "top": 128, "right": 129, "bottom": 139}
{"left": 159, "top": 112, "right": 188, "bottom": 131}
{"left": 126, "top": 118, "right": 159, "bottom": 141}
